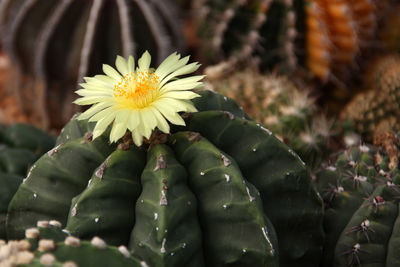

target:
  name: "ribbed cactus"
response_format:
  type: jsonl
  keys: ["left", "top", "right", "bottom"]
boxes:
{"left": 0, "top": 0, "right": 184, "bottom": 128}
{"left": 0, "top": 221, "right": 145, "bottom": 266}
{"left": 5, "top": 91, "right": 324, "bottom": 266}
{"left": 207, "top": 68, "right": 333, "bottom": 170}
{"left": 340, "top": 54, "right": 400, "bottom": 141}
{"left": 315, "top": 136, "right": 400, "bottom": 266}
{"left": 0, "top": 123, "right": 54, "bottom": 240}
{"left": 191, "top": 0, "right": 380, "bottom": 81}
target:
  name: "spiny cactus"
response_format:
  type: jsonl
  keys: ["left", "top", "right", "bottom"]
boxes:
{"left": 5, "top": 90, "right": 324, "bottom": 266}
{"left": 315, "top": 135, "right": 400, "bottom": 266}
{"left": 0, "top": 0, "right": 184, "bottom": 128}
{"left": 206, "top": 68, "right": 333, "bottom": 170}
{"left": 0, "top": 123, "right": 54, "bottom": 240}
{"left": 0, "top": 220, "right": 145, "bottom": 266}
{"left": 340, "top": 54, "right": 400, "bottom": 141}
{"left": 191, "top": 0, "right": 380, "bottom": 81}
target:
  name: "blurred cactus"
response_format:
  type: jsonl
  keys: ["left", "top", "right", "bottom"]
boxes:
{"left": 340, "top": 55, "right": 400, "bottom": 141}
{"left": 378, "top": 2, "right": 400, "bottom": 53}
{"left": 191, "top": 0, "right": 380, "bottom": 82}
{"left": 0, "top": 0, "right": 184, "bottom": 129}
{"left": 206, "top": 67, "right": 334, "bottom": 170}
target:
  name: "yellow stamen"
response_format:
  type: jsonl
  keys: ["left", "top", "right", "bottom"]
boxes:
{"left": 113, "top": 71, "right": 160, "bottom": 109}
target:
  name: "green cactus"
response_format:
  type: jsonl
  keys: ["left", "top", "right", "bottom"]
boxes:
{"left": 207, "top": 69, "right": 334, "bottom": 170}
{"left": 0, "top": 0, "right": 184, "bottom": 128}
{"left": 315, "top": 139, "right": 400, "bottom": 266}
{"left": 0, "top": 123, "right": 54, "bottom": 240}
{"left": 0, "top": 221, "right": 145, "bottom": 266}
{"left": 5, "top": 90, "right": 324, "bottom": 266}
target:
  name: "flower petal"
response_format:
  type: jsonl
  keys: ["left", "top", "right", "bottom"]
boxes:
{"left": 115, "top": 55, "right": 129, "bottom": 75}
{"left": 153, "top": 98, "right": 196, "bottom": 113}
{"left": 139, "top": 108, "right": 156, "bottom": 139}
{"left": 103, "top": 64, "right": 122, "bottom": 81}
{"left": 150, "top": 108, "right": 170, "bottom": 133}
{"left": 78, "top": 102, "right": 113, "bottom": 120}
{"left": 74, "top": 96, "right": 112, "bottom": 105}
{"left": 157, "top": 55, "right": 190, "bottom": 81}
{"left": 110, "top": 110, "right": 130, "bottom": 142}
{"left": 160, "top": 91, "right": 200, "bottom": 100}
{"left": 75, "top": 89, "right": 112, "bottom": 97}
{"left": 89, "top": 107, "right": 116, "bottom": 122}
{"left": 127, "top": 56, "right": 135, "bottom": 73}
{"left": 127, "top": 109, "right": 140, "bottom": 131}
{"left": 92, "top": 112, "right": 117, "bottom": 139}
{"left": 94, "top": 75, "right": 115, "bottom": 86}
{"left": 159, "top": 62, "right": 200, "bottom": 87}
{"left": 160, "top": 81, "right": 203, "bottom": 93}
{"left": 138, "top": 51, "right": 151, "bottom": 72}
{"left": 131, "top": 130, "right": 143, "bottom": 146}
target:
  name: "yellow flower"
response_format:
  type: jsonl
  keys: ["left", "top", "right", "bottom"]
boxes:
{"left": 74, "top": 51, "right": 203, "bottom": 146}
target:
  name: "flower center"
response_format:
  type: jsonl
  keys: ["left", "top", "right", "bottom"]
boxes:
{"left": 113, "top": 70, "right": 160, "bottom": 109}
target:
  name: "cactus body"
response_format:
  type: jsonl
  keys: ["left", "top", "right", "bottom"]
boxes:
{"left": 0, "top": 123, "right": 54, "bottom": 239}
{"left": 316, "top": 142, "right": 400, "bottom": 266}
{"left": 0, "top": 0, "right": 184, "bottom": 128}
{"left": 5, "top": 91, "right": 324, "bottom": 266}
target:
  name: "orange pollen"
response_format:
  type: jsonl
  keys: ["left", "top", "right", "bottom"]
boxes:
{"left": 113, "top": 71, "right": 159, "bottom": 101}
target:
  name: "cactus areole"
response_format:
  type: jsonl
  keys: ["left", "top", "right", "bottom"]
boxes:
{"left": 7, "top": 53, "right": 324, "bottom": 266}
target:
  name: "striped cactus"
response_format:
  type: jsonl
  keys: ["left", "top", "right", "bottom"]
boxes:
{"left": 191, "top": 0, "right": 381, "bottom": 81}
{"left": 0, "top": 0, "right": 184, "bottom": 128}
